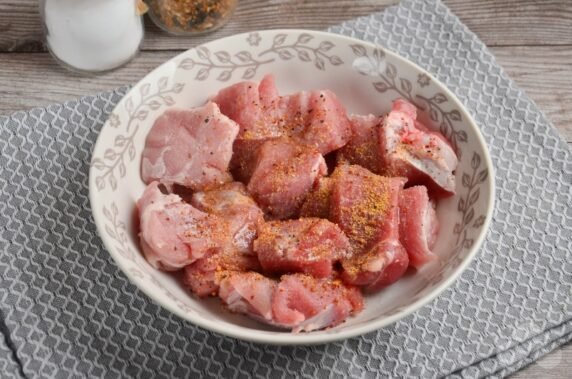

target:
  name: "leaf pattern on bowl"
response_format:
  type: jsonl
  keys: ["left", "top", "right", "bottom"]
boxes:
{"left": 91, "top": 77, "right": 184, "bottom": 191}
{"left": 454, "top": 152, "right": 488, "bottom": 249}
{"left": 178, "top": 33, "right": 344, "bottom": 81}
{"left": 178, "top": 46, "right": 275, "bottom": 81}
{"left": 258, "top": 33, "right": 344, "bottom": 70}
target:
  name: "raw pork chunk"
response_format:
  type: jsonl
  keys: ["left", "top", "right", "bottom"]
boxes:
{"left": 247, "top": 138, "right": 327, "bottom": 219}
{"left": 183, "top": 249, "right": 261, "bottom": 297}
{"left": 137, "top": 181, "right": 229, "bottom": 271}
{"left": 212, "top": 75, "right": 351, "bottom": 181}
{"left": 191, "top": 182, "right": 264, "bottom": 255}
{"left": 213, "top": 75, "right": 352, "bottom": 153}
{"left": 218, "top": 272, "right": 276, "bottom": 323}
{"left": 213, "top": 75, "right": 287, "bottom": 182}
{"left": 183, "top": 182, "right": 265, "bottom": 296}
{"left": 336, "top": 114, "right": 383, "bottom": 174}
{"left": 219, "top": 272, "right": 363, "bottom": 332}
{"left": 330, "top": 165, "right": 409, "bottom": 291}
{"left": 212, "top": 74, "right": 283, "bottom": 139}
{"left": 141, "top": 102, "right": 239, "bottom": 191}
{"left": 254, "top": 218, "right": 350, "bottom": 278}
{"left": 379, "top": 99, "right": 458, "bottom": 196}
{"left": 399, "top": 186, "right": 439, "bottom": 268}
{"left": 279, "top": 89, "right": 352, "bottom": 154}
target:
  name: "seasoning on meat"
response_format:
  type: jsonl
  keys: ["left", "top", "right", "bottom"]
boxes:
{"left": 183, "top": 182, "right": 265, "bottom": 297}
{"left": 330, "top": 165, "right": 409, "bottom": 291}
{"left": 254, "top": 218, "right": 350, "bottom": 278}
{"left": 247, "top": 138, "right": 327, "bottom": 219}
{"left": 336, "top": 114, "right": 383, "bottom": 174}
{"left": 299, "top": 177, "right": 334, "bottom": 219}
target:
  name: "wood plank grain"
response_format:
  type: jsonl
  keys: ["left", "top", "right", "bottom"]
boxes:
{"left": 0, "top": 0, "right": 44, "bottom": 52}
{"left": 1, "top": 0, "right": 571, "bottom": 52}
{"left": 1, "top": 47, "right": 569, "bottom": 144}
{"left": 445, "top": 0, "right": 572, "bottom": 46}
{"left": 491, "top": 46, "right": 572, "bottom": 143}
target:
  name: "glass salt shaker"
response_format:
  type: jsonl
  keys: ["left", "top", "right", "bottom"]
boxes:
{"left": 147, "top": 0, "right": 238, "bottom": 36}
{"left": 40, "top": 0, "right": 146, "bottom": 73}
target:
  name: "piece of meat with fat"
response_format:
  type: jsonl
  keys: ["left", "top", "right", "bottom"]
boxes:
{"left": 212, "top": 74, "right": 283, "bottom": 140}
{"left": 212, "top": 75, "right": 351, "bottom": 181}
{"left": 336, "top": 114, "right": 383, "bottom": 174}
{"left": 218, "top": 272, "right": 277, "bottom": 323}
{"left": 218, "top": 272, "right": 363, "bottom": 332}
{"left": 191, "top": 182, "right": 264, "bottom": 255}
{"left": 213, "top": 75, "right": 352, "bottom": 153}
{"left": 182, "top": 182, "right": 264, "bottom": 296}
{"left": 278, "top": 89, "right": 352, "bottom": 154}
{"left": 213, "top": 75, "right": 283, "bottom": 182}
{"left": 141, "top": 102, "right": 239, "bottom": 191}
{"left": 137, "top": 181, "right": 230, "bottom": 271}
{"left": 330, "top": 165, "right": 409, "bottom": 291}
{"left": 299, "top": 177, "right": 333, "bottom": 219}
{"left": 254, "top": 218, "right": 350, "bottom": 278}
{"left": 379, "top": 99, "right": 458, "bottom": 196}
{"left": 272, "top": 274, "right": 363, "bottom": 332}
{"left": 399, "top": 186, "right": 439, "bottom": 268}
{"left": 247, "top": 138, "right": 327, "bottom": 219}
{"left": 341, "top": 239, "right": 409, "bottom": 292}
{"left": 183, "top": 250, "right": 261, "bottom": 297}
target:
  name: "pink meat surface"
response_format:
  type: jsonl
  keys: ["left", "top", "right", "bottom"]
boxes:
{"left": 182, "top": 182, "right": 265, "bottom": 296}
{"left": 212, "top": 74, "right": 283, "bottom": 139}
{"left": 299, "top": 177, "right": 333, "bottom": 219}
{"left": 141, "top": 102, "right": 239, "bottom": 191}
{"left": 183, "top": 250, "right": 261, "bottom": 297}
{"left": 379, "top": 99, "right": 458, "bottom": 196}
{"left": 219, "top": 272, "right": 276, "bottom": 323}
{"left": 271, "top": 274, "right": 364, "bottom": 333}
{"left": 137, "top": 182, "right": 230, "bottom": 271}
{"left": 330, "top": 165, "right": 409, "bottom": 291}
{"left": 213, "top": 75, "right": 352, "bottom": 154}
{"left": 254, "top": 218, "right": 350, "bottom": 278}
{"left": 218, "top": 272, "right": 363, "bottom": 332}
{"left": 191, "top": 182, "right": 264, "bottom": 255}
{"left": 336, "top": 114, "right": 383, "bottom": 174}
{"left": 278, "top": 90, "right": 352, "bottom": 154}
{"left": 399, "top": 186, "right": 439, "bottom": 268}
{"left": 213, "top": 75, "right": 284, "bottom": 182}
{"left": 247, "top": 138, "right": 327, "bottom": 219}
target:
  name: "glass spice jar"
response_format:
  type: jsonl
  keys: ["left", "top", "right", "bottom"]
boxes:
{"left": 147, "top": 0, "right": 238, "bottom": 36}
{"left": 40, "top": 0, "right": 147, "bottom": 73}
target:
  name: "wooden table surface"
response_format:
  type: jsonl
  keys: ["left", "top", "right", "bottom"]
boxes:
{"left": 0, "top": 0, "right": 570, "bottom": 377}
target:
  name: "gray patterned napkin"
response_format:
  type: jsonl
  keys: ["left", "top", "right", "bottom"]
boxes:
{"left": 1, "top": 0, "right": 571, "bottom": 377}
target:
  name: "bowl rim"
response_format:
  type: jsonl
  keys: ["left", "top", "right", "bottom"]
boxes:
{"left": 89, "top": 29, "right": 496, "bottom": 345}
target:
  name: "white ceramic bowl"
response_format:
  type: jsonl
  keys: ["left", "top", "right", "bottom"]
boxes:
{"left": 89, "top": 30, "right": 494, "bottom": 345}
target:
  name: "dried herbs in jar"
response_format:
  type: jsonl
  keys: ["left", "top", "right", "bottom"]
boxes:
{"left": 147, "top": 0, "right": 237, "bottom": 35}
